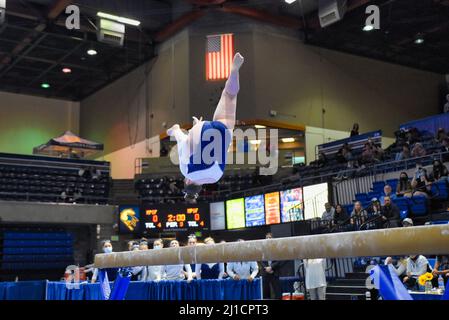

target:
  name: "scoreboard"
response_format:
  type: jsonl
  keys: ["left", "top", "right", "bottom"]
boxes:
{"left": 141, "top": 203, "right": 209, "bottom": 233}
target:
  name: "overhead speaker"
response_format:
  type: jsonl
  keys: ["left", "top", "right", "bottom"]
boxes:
{"left": 318, "top": 0, "right": 347, "bottom": 28}
{"left": 96, "top": 18, "right": 125, "bottom": 47}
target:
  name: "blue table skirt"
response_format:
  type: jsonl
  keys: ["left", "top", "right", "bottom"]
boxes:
{"left": 411, "top": 293, "right": 444, "bottom": 300}
{"left": 0, "top": 281, "right": 47, "bottom": 300}
{"left": 46, "top": 279, "right": 262, "bottom": 301}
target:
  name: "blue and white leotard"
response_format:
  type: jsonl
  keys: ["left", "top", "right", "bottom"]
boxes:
{"left": 179, "top": 120, "right": 232, "bottom": 185}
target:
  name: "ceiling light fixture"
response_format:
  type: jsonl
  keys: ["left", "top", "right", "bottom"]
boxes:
{"left": 97, "top": 12, "right": 141, "bottom": 26}
{"left": 87, "top": 49, "right": 97, "bottom": 56}
{"left": 282, "top": 138, "right": 296, "bottom": 143}
{"left": 414, "top": 34, "right": 425, "bottom": 44}
{"left": 255, "top": 125, "right": 266, "bottom": 129}
{"left": 41, "top": 83, "right": 50, "bottom": 89}
{"left": 363, "top": 24, "right": 374, "bottom": 32}
{"left": 284, "top": 0, "right": 297, "bottom": 4}
{"left": 62, "top": 67, "right": 72, "bottom": 74}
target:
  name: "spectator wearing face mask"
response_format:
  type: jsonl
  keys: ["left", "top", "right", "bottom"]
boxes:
{"left": 195, "top": 237, "right": 225, "bottom": 280}
{"left": 397, "top": 172, "right": 412, "bottom": 197}
{"left": 91, "top": 240, "right": 118, "bottom": 283}
{"left": 143, "top": 239, "right": 164, "bottom": 282}
{"left": 432, "top": 255, "right": 449, "bottom": 286}
{"left": 161, "top": 240, "right": 193, "bottom": 281}
{"left": 430, "top": 159, "right": 449, "bottom": 183}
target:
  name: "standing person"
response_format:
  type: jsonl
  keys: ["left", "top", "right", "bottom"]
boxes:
{"left": 195, "top": 237, "right": 225, "bottom": 280}
{"left": 162, "top": 240, "right": 193, "bottom": 281}
{"left": 350, "top": 123, "right": 359, "bottom": 137}
{"left": 260, "top": 233, "right": 286, "bottom": 299}
{"left": 186, "top": 234, "right": 198, "bottom": 278}
{"left": 304, "top": 259, "right": 327, "bottom": 300}
{"left": 227, "top": 240, "right": 259, "bottom": 282}
{"left": 144, "top": 239, "right": 164, "bottom": 282}
{"left": 91, "top": 240, "right": 118, "bottom": 283}
{"left": 167, "top": 53, "right": 244, "bottom": 201}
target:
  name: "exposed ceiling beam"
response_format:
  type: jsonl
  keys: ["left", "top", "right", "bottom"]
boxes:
{"left": 47, "top": 0, "right": 74, "bottom": 20}
{"left": 220, "top": 5, "right": 303, "bottom": 29}
{"left": 153, "top": 9, "right": 207, "bottom": 42}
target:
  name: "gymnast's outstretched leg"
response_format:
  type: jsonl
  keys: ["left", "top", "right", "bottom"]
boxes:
{"left": 213, "top": 53, "right": 244, "bottom": 130}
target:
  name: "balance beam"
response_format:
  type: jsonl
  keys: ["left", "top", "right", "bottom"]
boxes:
{"left": 94, "top": 225, "right": 449, "bottom": 269}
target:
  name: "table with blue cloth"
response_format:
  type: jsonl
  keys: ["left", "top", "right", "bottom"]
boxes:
{"left": 0, "top": 281, "right": 47, "bottom": 300}
{"left": 410, "top": 292, "right": 444, "bottom": 300}
{"left": 45, "top": 279, "right": 262, "bottom": 301}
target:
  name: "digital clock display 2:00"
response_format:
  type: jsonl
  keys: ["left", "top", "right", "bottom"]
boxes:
{"left": 142, "top": 204, "right": 209, "bottom": 232}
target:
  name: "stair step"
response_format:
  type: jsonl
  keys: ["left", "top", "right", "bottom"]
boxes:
{"left": 326, "top": 292, "right": 366, "bottom": 301}
{"left": 345, "top": 272, "right": 369, "bottom": 280}
{"left": 327, "top": 285, "right": 368, "bottom": 294}
{"left": 331, "top": 279, "right": 367, "bottom": 286}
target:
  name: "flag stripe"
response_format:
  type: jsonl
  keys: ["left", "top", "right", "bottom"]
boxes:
{"left": 206, "top": 34, "right": 234, "bottom": 81}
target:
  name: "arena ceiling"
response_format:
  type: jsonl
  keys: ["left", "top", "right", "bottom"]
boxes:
{"left": 0, "top": 0, "right": 448, "bottom": 101}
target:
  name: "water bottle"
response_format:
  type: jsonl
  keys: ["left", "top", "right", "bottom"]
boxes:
{"left": 365, "top": 291, "right": 371, "bottom": 301}
{"left": 438, "top": 275, "right": 445, "bottom": 293}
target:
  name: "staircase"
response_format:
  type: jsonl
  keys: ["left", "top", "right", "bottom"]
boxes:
{"left": 327, "top": 272, "right": 374, "bottom": 300}
{"left": 110, "top": 179, "right": 139, "bottom": 205}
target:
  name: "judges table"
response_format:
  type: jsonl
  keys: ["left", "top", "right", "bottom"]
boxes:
{"left": 0, "top": 279, "right": 261, "bottom": 300}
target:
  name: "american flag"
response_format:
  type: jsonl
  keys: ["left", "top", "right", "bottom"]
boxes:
{"left": 206, "top": 34, "right": 234, "bottom": 81}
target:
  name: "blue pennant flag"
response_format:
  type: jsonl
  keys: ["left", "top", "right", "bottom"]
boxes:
{"left": 370, "top": 265, "right": 413, "bottom": 300}
{"left": 99, "top": 269, "right": 111, "bottom": 300}
{"left": 109, "top": 268, "right": 132, "bottom": 301}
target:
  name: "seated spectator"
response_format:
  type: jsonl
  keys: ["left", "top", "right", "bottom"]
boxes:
{"left": 429, "top": 159, "right": 448, "bottom": 182}
{"left": 333, "top": 204, "right": 350, "bottom": 227}
{"left": 380, "top": 185, "right": 396, "bottom": 205}
{"left": 360, "top": 142, "right": 375, "bottom": 165}
{"left": 395, "top": 144, "right": 411, "bottom": 161}
{"left": 403, "top": 255, "right": 430, "bottom": 290}
{"left": 397, "top": 172, "right": 413, "bottom": 197}
{"left": 406, "top": 128, "right": 420, "bottom": 145}
{"left": 410, "top": 163, "right": 431, "bottom": 198}
{"left": 322, "top": 203, "right": 335, "bottom": 222}
{"left": 436, "top": 128, "right": 447, "bottom": 144}
{"left": 411, "top": 142, "right": 426, "bottom": 158}
{"left": 311, "top": 152, "right": 327, "bottom": 168}
{"left": 380, "top": 196, "right": 400, "bottom": 228}
{"left": 186, "top": 234, "right": 198, "bottom": 278}
{"left": 366, "top": 198, "right": 382, "bottom": 229}
{"left": 440, "top": 137, "right": 449, "bottom": 162}
{"left": 385, "top": 256, "right": 407, "bottom": 278}
{"left": 337, "top": 143, "right": 355, "bottom": 168}
{"left": 350, "top": 201, "right": 368, "bottom": 230}
{"left": 402, "top": 218, "right": 414, "bottom": 227}
{"left": 432, "top": 255, "right": 449, "bottom": 286}
{"left": 350, "top": 123, "right": 359, "bottom": 137}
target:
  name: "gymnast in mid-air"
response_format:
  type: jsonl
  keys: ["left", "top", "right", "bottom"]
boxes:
{"left": 167, "top": 52, "right": 244, "bottom": 201}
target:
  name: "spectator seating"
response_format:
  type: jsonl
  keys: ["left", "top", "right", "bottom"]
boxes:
{"left": 0, "top": 153, "right": 110, "bottom": 204}
{"left": 0, "top": 230, "right": 74, "bottom": 272}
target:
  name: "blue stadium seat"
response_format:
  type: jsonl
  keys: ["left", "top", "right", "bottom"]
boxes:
{"left": 372, "top": 181, "right": 386, "bottom": 193}
{"left": 409, "top": 195, "right": 428, "bottom": 216}
{"left": 431, "top": 180, "right": 449, "bottom": 200}
{"left": 392, "top": 197, "right": 409, "bottom": 219}
{"left": 355, "top": 193, "right": 369, "bottom": 202}
{"left": 386, "top": 179, "right": 399, "bottom": 192}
